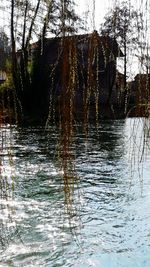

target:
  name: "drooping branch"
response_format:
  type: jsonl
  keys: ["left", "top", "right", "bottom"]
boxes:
{"left": 10, "top": 0, "right": 17, "bottom": 87}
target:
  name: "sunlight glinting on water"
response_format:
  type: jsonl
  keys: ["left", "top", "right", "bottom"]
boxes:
{"left": 0, "top": 120, "right": 150, "bottom": 266}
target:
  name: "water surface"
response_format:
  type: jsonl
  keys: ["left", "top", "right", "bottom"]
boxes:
{"left": 0, "top": 118, "right": 150, "bottom": 267}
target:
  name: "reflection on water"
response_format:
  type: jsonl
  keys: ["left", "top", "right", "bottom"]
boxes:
{"left": 0, "top": 119, "right": 150, "bottom": 267}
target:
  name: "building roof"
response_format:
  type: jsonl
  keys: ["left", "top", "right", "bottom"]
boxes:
{"left": 30, "top": 31, "right": 124, "bottom": 58}
{"left": 134, "top": 73, "right": 150, "bottom": 80}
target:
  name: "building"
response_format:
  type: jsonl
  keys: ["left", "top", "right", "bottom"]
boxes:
{"left": 129, "top": 73, "right": 150, "bottom": 116}
{"left": 133, "top": 74, "right": 150, "bottom": 103}
{"left": 16, "top": 31, "right": 124, "bottom": 121}
{"left": 0, "top": 70, "right": 6, "bottom": 85}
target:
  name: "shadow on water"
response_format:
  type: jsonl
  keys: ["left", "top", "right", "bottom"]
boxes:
{"left": 0, "top": 119, "right": 150, "bottom": 266}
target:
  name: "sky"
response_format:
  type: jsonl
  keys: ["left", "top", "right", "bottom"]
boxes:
{"left": 0, "top": 0, "right": 149, "bottom": 36}
{"left": 76, "top": 0, "right": 114, "bottom": 31}
{"left": 0, "top": 0, "right": 112, "bottom": 31}
{"left": 75, "top": 0, "right": 150, "bottom": 32}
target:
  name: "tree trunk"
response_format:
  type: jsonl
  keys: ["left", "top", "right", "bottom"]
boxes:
{"left": 123, "top": 34, "right": 127, "bottom": 114}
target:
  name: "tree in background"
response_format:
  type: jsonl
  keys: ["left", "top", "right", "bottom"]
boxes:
{"left": 0, "top": 29, "right": 10, "bottom": 70}
{"left": 100, "top": 1, "right": 143, "bottom": 90}
{"left": 0, "top": 30, "right": 10, "bottom": 53}
{"left": 57, "top": 0, "right": 80, "bottom": 36}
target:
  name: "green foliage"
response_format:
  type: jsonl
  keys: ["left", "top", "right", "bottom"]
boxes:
{"left": 0, "top": 60, "right": 14, "bottom": 92}
{"left": 0, "top": 28, "right": 13, "bottom": 91}
{"left": 0, "top": 29, "right": 10, "bottom": 70}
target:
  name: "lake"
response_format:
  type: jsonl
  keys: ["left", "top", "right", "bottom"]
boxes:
{"left": 0, "top": 118, "right": 150, "bottom": 267}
